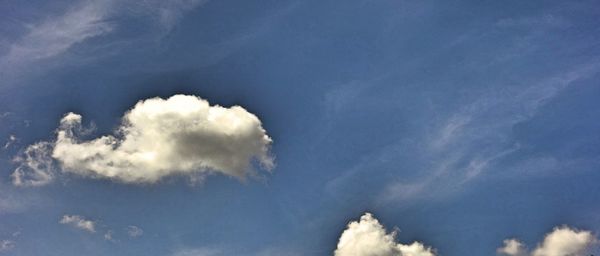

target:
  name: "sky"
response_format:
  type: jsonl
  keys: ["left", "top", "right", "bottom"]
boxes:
{"left": 1, "top": 0, "right": 600, "bottom": 255}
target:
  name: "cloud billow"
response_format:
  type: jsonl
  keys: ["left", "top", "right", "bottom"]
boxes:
{"left": 336, "top": 213, "right": 598, "bottom": 256}
{"left": 334, "top": 213, "right": 436, "bottom": 256}
{"left": 497, "top": 226, "right": 598, "bottom": 256}
{"left": 13, "top": 94, "right": 274, "bottom": 185}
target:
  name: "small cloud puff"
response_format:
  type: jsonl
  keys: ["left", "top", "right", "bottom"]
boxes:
{"left": 498, "top": 226, "right": 597, "bottom": 256}
{"left": 13, "top": 94, "right": 274, "bottom": 185}
{"left": 334, "top": 213, "right": 436, "bottom": 256}
{"left": 3, "top": 135, "right": 17, "bottom": 149}
{"left": 0, "top": 240, "right": 16, "bottom": 253}
{"left": 127, "top": 225, "right": 143, "bottom": 238}
{"left": 497, "top": 239, "right": 526, "bottom": 256}
{"left": 59, "top": 215, "right": 96, "bottom": 233}
{"left": 104, "top": 230, "right": 114, "bottom": 241}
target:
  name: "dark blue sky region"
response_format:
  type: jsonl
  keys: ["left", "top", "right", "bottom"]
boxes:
{"left": 1, "top": 0, "right": 600, "bottom": 255}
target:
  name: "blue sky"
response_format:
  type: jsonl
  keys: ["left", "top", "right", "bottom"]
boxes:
{"left": 1, "top": 0, "right": 600, "bottom": 255}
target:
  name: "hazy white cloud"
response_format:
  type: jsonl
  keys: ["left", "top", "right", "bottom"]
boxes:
{"left": 154, "top": 0, "right": 209, "bottom": 30}
{"left": 0, "top": 182, "right": 43, "bottom": 213}
{"left": 60, "top": 215, "right": 96, "bottom": 233}
{"left": 0, "top": 0, "right": 209, "bottom": 84}
{"left": 0, "top": 240, "right": 15, "bottom": 253}
{"left": 253, "top": 248, "right": 302, "bottom": 256}
{"left": 0, "top": 0, "right": 113, "bottom": 70}
{"left": 172, "top": 248, "right": 223, "bottom": 256}
{"left": 496, "top": 14, "right": 569, "bottom": 29}
{"left": 0, "top": 192, "right": 26, "bottom": 214}
{"left": 382, "top": 61, "right": 600, "bottom": 204}
{"left": 334, "top": 213, "right": 435, "bottom": 256}
{"left": 498, "top": 226, "right": 597, "bottom": 256}
{"left": 170, "top": 247, "right": 300, "bottom": 256}
{"left": 127, "top": 225, "right": 143, "bottom": 238}
{"left": 11, "top": 142, "right": 55, "bottom": 187}
{"left": 13, "top": 94, "right": 273, "bottom": 185}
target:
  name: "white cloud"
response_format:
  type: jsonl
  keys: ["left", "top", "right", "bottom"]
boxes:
{"left": 498, "top": 226, "right": 597, "bottom": 256}
{"left": 127, "top": 225, "right": 143, "bottom": 238}
{"left": 13, "top": 94, "right": 274, "bottom": 185}
{"left": 532, "top": 227, "right": 597, "bottom": 256}
{"left": 334, "top": 213, "right": 435, "bottom": 256}
{"left": 11, "top": 142, "right": 55, "bottom": 187}
{"left": 59, "top": 215, "right": 96, "bottom": 233}
{"left": 0, "top": 240, "right": 15, "bottom": 253}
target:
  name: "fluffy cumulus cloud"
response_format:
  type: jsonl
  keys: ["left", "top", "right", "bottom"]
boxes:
{"left": 12, "top": 94, "right": 274, "bottom": 185}
{"left": 498, "top": 226, "right": 597, "bottom": 256}
{"left": 334, "top": 213, "right": 436, "bottom": 256}
{"left": 59, "top": 215, "right": 96, "bottom": 233}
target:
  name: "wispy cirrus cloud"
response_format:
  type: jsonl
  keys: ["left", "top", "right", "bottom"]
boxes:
{"left": 381, "top": 60, "right": 600, "bottom": 204}
{"left": 322, "top": 34, "right": 600, "bottom": 207}
{"left": 0, "top": 0, "right": 209, "bottom": 83}
{"left": 313, "top": 4, "right": 600, "bottom": 208}
{"left": 0, "top": 0, "right": 113, "bottom": 73}
{"left": 152, "top": 0, "right": 210, "bottom": 30}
